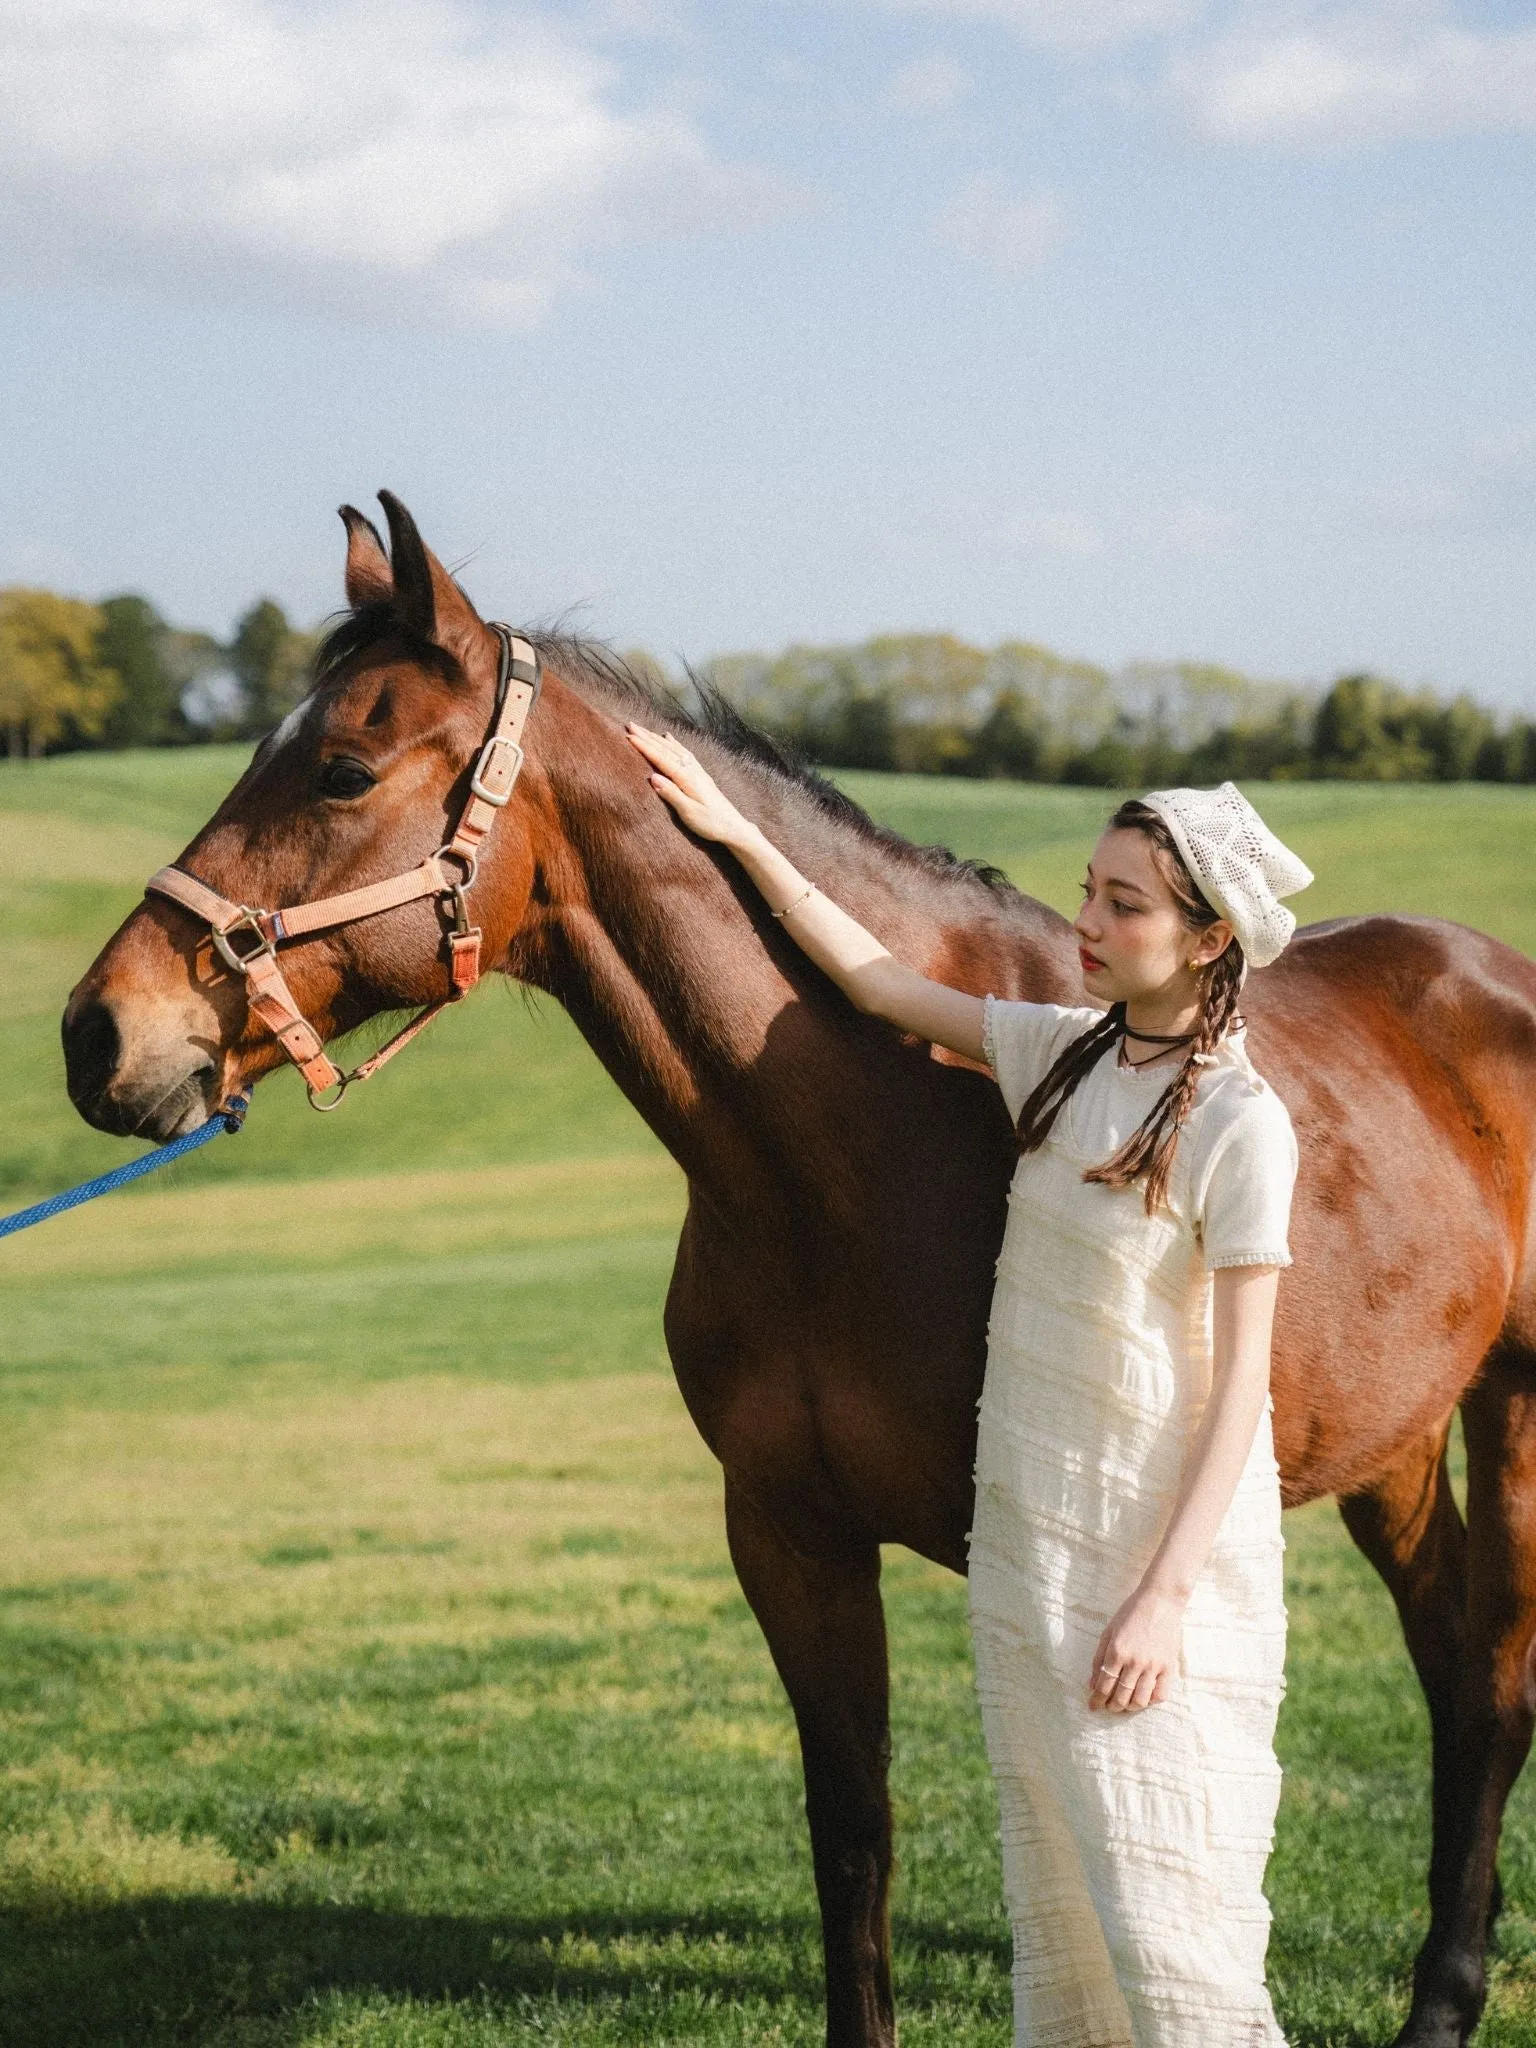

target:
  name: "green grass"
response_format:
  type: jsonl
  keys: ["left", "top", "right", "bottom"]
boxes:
{"left": 3, "top": 750, "right": 1536, "bottom": 2045}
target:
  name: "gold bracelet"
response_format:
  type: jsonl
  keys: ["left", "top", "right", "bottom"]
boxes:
{"left": 772, "top": 883, "right": 816, "bottom": 920}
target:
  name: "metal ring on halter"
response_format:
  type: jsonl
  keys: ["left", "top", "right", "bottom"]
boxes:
{"left": 211, "top": 909, "right": 275, "bottom": 976}
{"left": 435, "top": 846, "right": 478, "bottom": 893}
{"left": 307, "top": 1073, "right": 354, "bottom": 1112}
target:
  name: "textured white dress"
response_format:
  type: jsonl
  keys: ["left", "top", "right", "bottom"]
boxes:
{"left": 971, "top": 997, "right": 1297, "bottom": 2048}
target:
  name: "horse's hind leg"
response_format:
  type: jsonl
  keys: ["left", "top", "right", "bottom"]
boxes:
{"left": 724, "top": 1477, "right": 895, "bottom": 2048}
{"left": 1338, "top": 1421, "right": 1472, "bottom": 1963}
{"left": 1393, "top": 1351, "right": 1536, "bottom": 2048}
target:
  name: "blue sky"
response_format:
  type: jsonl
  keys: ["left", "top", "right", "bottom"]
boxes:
{"left": 1, "top": 0, "right": 1533, "bottom": 703}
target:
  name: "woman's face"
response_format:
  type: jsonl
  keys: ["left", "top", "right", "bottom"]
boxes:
{"left": 1073, "top": 827, "right": 1231, "bottom": 1007}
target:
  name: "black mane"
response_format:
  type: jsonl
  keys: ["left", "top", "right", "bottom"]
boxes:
{"left": 312, "top": 609, "right": 1018, "bottom": 902}
{"left": 530, "top": 631, "right": 1017, "bottom": 902}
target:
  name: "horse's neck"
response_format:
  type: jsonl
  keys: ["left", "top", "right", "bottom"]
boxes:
{"left": 505, "top": 689, "right": 1038, "bottom": 1186}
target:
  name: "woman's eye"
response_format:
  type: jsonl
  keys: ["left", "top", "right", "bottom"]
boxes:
{"left": 318, "top": 757, "right": 376, "bottom": 801}
{"left": 1112, "top": 900, "right": 1139, "bottom": 916}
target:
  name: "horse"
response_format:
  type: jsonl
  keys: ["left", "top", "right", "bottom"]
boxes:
{"left": 62, "top": 493, "right": 1536, "bottom": 2048}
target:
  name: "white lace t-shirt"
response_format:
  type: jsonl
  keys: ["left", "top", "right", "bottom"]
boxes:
{"left": 982, "top": 996, "right": 1297, "bottom": 1270}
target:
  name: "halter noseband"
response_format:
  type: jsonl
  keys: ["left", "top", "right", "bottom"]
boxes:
{"left": 144, "top": 625, "right": 541, "bottom": 1111}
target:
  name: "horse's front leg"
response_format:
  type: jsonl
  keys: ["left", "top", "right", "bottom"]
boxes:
{"left": 724, "top": 1475, "right": 895, "bottom": 2048}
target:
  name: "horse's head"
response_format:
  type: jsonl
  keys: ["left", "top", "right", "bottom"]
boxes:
{"left": 63, "top": 494, "right": 543, "bottom": 1139}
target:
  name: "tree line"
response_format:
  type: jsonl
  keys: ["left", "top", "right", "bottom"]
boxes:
{"left": 0, "top": 588, "right": 312, "bottom": 758}
{"left": 3, "top": 587, "right": 1533, "bottom": 785}
{"left": 705, "top": 635, "right": 1536, "bottom": 784}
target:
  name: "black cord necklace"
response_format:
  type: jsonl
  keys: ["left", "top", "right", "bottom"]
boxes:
{"left": 1118, "top": 1023, "right": 1198, "bottom": 1070}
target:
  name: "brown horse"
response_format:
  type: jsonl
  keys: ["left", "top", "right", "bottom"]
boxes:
{"left": 63, "top": 496, "right": 1536, "bottom": 2048}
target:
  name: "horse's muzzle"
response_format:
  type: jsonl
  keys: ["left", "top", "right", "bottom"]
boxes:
{"left": 62, "top": 993, "right": 217, "bottom": 1140}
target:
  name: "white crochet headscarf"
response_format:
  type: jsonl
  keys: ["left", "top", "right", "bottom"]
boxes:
{"left": 1138, "top": 782, "right": 1313, "bottom": 968}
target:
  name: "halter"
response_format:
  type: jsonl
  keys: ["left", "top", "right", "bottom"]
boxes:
{"left": 145, "top": 625, "right": 541, "bottom": 1111}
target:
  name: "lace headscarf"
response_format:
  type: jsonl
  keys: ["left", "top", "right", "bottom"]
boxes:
{"left": 1138, "top": 781, "right": 1313, "bottom": 968}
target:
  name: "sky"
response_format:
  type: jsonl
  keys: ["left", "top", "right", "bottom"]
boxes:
{"left": 1, "top": 0, "right": 1533, "bottom": 705}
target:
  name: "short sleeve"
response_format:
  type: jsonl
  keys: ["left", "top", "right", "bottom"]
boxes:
{"left": 1196, "top": 1085, "right": 1298, "bottom": 1271}
{"left": 983, "top": 995, "right": 1101, "bottom": 1124}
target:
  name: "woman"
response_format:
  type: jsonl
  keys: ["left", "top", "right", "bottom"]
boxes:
{"left": 626, "top": 723, "right": 1311, "bottom": 2047}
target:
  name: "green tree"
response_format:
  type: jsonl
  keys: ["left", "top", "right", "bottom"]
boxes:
{"left": 230, "top": 599, "right": 311, "bottom": 735}
{"left": 1311, "top": 674, "right": 1433, "bottom": 780}
{"left": 965, "top": 688, "right": 1043, "bottom": 779}
{"left": 97, "top": 594, "right": 180, "bottom": 748}
{"left": 1422, "top": 695, "right": 1496, "bottom": 782}
{"left": 0, "top": 589, "right": 121, "bottom": 758}
{"left": 812, "top": 662, "right": 897, "bottom": 771}
{"left": 1061, "top": 714, "right": 1144, "bottom": 789}
{"left": 1185, "top": 696, "right": 1315, "bottom": 782}
{"left": 1474, "top": 720, "right": 1536, "bottom": 783}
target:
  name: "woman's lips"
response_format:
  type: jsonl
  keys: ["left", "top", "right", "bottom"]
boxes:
{"left": 1079, "top": 948, "right": 1105, "bottom": 973}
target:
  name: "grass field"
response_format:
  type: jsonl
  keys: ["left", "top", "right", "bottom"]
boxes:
{"left": 4, "top": 749, "right": 1536, "bottom": 2046}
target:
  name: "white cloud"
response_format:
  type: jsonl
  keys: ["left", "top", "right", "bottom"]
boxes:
{"left": 1170, "top": 5, "right": 1536, "bottom": 147}
{"left": 0, "top": 0, "right": 787, "bottom": 327}
{"left": 880, "top": 0, "right": 1199, "bottom": 57}
{"left": 881, "top": 1, "right": 1536, "bottom": 148}
{"left": 886, "top": 53, "right": 973, "bottom": 111}
{"left": 932, "top": 173, "right": 1069, "bottom": 274}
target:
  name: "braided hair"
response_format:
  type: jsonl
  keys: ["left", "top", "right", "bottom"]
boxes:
{"left": 1012, "top": 800, "right": 1246, "bottom": 1215}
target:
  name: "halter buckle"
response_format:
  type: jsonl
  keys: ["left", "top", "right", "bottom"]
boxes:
{"left": 470, "top": 735, "right": 524, "bottom": 807}
{"left": 211, "top": 909, "right": 275, "bottom": 977}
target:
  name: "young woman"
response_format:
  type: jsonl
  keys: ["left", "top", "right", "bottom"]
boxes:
{"left": 627, "top": 722, "right": 1313, "bottom": 2048}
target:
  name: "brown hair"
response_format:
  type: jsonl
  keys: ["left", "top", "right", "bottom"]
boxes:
{"left": 1013, "top": 799, "right": 1245, "bottom": 1214}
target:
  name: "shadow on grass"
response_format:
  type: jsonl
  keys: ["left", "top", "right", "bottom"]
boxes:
{"left": 0, "top": 1896, "right": 1013, "bottom": 2046}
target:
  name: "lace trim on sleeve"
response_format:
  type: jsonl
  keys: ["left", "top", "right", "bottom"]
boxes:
{"left": 982, "top": 992, "right": 999, "bottom": 1077}
{"left": 1209, "top": 1249, "right": 1292, "bottom": 1271}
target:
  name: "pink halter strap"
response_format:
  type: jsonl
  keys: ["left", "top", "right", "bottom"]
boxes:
{"left": 145, "top": 626, "right": 540, "bottom": 1110}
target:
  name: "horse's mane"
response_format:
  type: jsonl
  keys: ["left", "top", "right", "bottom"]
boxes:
{"left": 314, "top": 609, "right": 1019, "bottom": 905}
{"left": 532, "top": 632, "right": 1022, "bottom": 905}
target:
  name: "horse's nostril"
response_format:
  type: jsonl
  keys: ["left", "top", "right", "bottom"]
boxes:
{"left": 62, "top": 999, "right": 121, "bottom": 1107}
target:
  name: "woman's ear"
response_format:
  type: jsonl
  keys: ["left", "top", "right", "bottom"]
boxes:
{"left": 1192, "top": 921, "right": 1235, "bottom": 970}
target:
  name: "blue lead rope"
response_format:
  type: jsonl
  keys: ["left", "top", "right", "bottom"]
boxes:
{"left": 0, "top": 1095, "right": 250, "bottom": 1242}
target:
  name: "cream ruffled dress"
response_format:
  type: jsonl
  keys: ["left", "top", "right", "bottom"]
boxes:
{"left": 971, "top": 997, "right": 1297, "bottom": 2048}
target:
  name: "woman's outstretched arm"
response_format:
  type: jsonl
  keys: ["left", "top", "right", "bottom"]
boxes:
{"left": 626, "top": 722, "right": 986, "bottom": 1062}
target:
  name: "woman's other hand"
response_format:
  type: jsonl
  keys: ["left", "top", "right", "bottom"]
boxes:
{"left": 1088, "top": 1586, "right": 1184, "bottom": 1714}
{"left": 626, "top": 724, "right": 750, "bottom": 848}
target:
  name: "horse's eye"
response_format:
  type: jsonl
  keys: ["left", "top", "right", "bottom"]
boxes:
{"left": 318, "top": 757, "right": 376, "bottom": 801}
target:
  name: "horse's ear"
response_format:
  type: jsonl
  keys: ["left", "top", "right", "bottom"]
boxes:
{"left": 376, "top": 489, "right": 490, "bottom": 682}
{"left": 378, "top": 491, "right": 436, "bottom": 639}
{"left": 339, "top": 505, "right": 392, "bottom": 607}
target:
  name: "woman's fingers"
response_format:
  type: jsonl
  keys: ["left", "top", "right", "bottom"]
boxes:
{"left": 1088, "top": 1653, "right": 1121, "bottom": 1711}
{"left": 1089, "top": 1653, "right": 1168, "bottom": 1714}
{"left": 1128, "top": 1665, "right": 1160, "bottom": 1712}
{"left": 628, "top": 724, "right": 711, "bottom": 797}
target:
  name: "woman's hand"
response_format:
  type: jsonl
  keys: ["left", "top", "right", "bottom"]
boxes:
{"left": 626, "top": 723, "right": 751, "bottom": 848}
{"left": 1088, "top": 1585, "right": 1185, "bottom": 1714}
